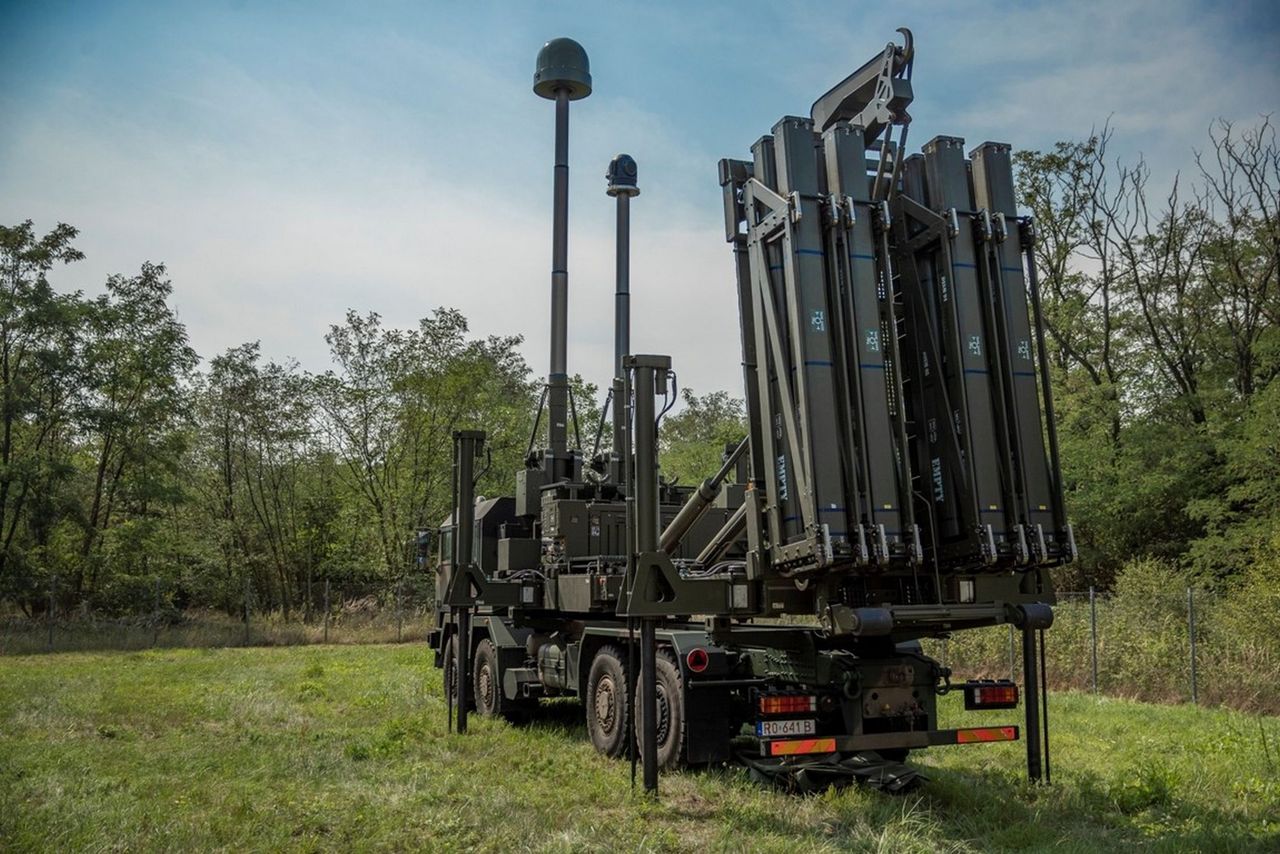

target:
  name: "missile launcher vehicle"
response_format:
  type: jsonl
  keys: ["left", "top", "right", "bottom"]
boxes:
{"left": 426, "top": 28, "right": 1073, "bottom": 793}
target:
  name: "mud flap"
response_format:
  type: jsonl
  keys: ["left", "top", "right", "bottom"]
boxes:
{"left": 737, "top": 750, "right": 923, "bottom": 794}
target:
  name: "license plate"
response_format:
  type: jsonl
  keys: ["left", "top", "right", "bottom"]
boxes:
{"left": 757, "top": 718, "right": 816, "bottom": 737}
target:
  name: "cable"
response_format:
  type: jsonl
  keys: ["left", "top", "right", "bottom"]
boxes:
{"left": 657, "top": 370, "right": 678, "bottom": 426}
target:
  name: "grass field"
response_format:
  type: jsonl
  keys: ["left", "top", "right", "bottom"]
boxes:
{"left": 1, "top": 644, "right": 1277, "bottom": 852}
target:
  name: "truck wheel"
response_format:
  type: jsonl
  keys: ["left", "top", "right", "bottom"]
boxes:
{"left": 635, "top": 650, "right": 687, "bottom": 770}
{"left": 473, "top": 638, "right": 533, "bottom": 721}
{"left": 586, "top": 645, "right": 631, "bottom": 758}
{"left": 443, "top": 634, "right": 473, "bottom": 711}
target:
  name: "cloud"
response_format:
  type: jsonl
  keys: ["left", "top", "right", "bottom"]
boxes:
{"left": 0, "top": 49, "right": 745, "bottom": 402}
{"left": 3, "top": 0, "right": 1277, "bottom": 415}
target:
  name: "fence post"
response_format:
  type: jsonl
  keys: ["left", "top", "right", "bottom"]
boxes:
{"left": 47, "top": 575, "right": 56, "bottom": 651}
{"left": 153, "top": 576, "right": 161, "bottom": 647}
{"left": 243, "top": 574, "right": 251, "bottom": 646}
{"left": 323, "top": 579, "right": 330, "bottom": 644}
{"left": 1089, "top": 586, "right": 1098, "bottom": 696}
{"left": 1008, "top": 624, "right": 1016, "bottom": 682}
{"left": 396, "top": 579, "right": 403, "bottom": 643}
{"left": 1188, "top": 586, "right": 1198, "bottom": 705}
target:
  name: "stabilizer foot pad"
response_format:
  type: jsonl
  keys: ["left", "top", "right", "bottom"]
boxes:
{"left": 737, "top": 750, "right": 923, "bottom": 794}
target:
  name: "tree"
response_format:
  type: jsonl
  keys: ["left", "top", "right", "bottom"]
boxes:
{"left": 1016, "top": 128, "right": 1130, "bottom": 445}
{"left": 191, "top": 343, "right": 315, "bottom": 616}
{"left": 0, "top": 221, "right": 85, "bottom": 610}
{"left": 658, "top": 389, "right": 746, "bottom": 486}
{"left": 312, "top": 308, "right": 535, "bottom": 580}
{"left": 76, "top": 263, "right": 197, "bottom": 603}
{"left": 1195, "top": 117, "right": 1280, "bottom": 399}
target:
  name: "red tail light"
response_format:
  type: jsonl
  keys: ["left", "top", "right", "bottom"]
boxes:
{"left": 963, "top": 681, "right": 1019, "bottom": 710}
{"left": 685, "top": 647, "right": 709, "bottom": 673}
{"left": 758, "top": 694, "right": 817, "bottom": 715}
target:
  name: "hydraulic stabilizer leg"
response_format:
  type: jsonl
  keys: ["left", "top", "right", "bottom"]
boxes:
{"left": 625, "top": 354, "right": 670, "bottom": 795}
{"left": 640, "top": 618, "right": 658, "bottom": 793}
{"left": 456, "top": 608, "right": 471, "bottom": 734}
{"left": 1040, "top": 628, "right": 1052, "bottom": 784}
{"left": 1022, "top": 625, "right": 1042, "bottom": 782}
{"left": 449, "top": 430, "right": 484, "bottom": 735}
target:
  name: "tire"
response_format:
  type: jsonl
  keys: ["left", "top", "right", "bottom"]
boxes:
{"left": 442, "top": 634, "right": 474, "bottom": 711}
{"left": 634, "top": 649, "right": 687, "bottom": 770}
{"left": 473, "top": 638, "right": 534, "bottom": 721}
{"left": 586, "top": 644, "right": 631, "bottom": 758}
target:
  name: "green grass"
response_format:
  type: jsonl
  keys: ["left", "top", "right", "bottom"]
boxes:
{"left": 1, "top": 645, "right": 1277, "bottom": 852}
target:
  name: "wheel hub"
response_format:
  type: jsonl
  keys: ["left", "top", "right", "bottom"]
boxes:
{"left": 655, "top": 685, "right": 670, "bottom": 743}
{"left": 477, "top": 663, "right": 493, "bottom": 710}
{"left": 594, "top": 675, "right": 617, "bottom": 731}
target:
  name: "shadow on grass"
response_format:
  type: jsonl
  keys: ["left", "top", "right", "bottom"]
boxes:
{"left": 495, "top": 702, "right": 1276, "bottom": 852}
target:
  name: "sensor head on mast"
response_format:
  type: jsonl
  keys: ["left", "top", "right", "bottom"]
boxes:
{"left": 533, "top": 37, "right": 592, "bottom": 100}
{"left": 606, "top": 154, "right": 639, "bottom": 197}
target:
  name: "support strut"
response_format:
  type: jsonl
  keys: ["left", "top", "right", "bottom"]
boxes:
{"left": 624, "top": 354, "right": 671, "bottom": 795}
{"left": 448, "top": 430, "right": 484, "bottom": 735}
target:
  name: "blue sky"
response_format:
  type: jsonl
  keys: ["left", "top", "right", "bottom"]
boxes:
{"left": 2, "top": 0, "right": 1278, "bottom": 398}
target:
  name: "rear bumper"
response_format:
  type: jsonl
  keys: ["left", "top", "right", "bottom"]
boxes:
{"left": 761, "top": 725, "right": 1019, "bottom": 756}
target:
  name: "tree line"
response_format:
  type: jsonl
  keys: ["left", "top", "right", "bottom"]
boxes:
{"left": 1, "top": 117, "right": 1275, "bottom": 617}
{"left": 1019, "top": 118, "right": 1278, "bottom": 586}
{"left": 0, "top": 225, "right": 542, "bottom": 616}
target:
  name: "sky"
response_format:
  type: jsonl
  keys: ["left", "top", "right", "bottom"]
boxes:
{"left": 2, "top": 0, "right": 1278, "bottom": 401}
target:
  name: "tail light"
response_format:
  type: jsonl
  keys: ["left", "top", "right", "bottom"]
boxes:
{"left": 685, "top": 647, "right": 709, "bottom": 673}
{"left": 758, "top": 694, "right": 817, "bottom": 715}
{"left": 963, "top": 681, "right": 1019, "bottom": 710}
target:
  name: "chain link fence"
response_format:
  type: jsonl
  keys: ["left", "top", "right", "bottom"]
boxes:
{"left": 0, "top": 575, "right": 440, "bottom": 656}
{"left": 9, "top": 570, "right": 1278, "bottom": 717}
{"left": 923, "top": 587, "right": 1280, "bottom": 715}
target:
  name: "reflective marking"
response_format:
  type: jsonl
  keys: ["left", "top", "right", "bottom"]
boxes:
{"left": 956, "top": 726, "right": 1018, "bottom": 744}
{"left": 768, "top": 737, "right": 837, "bottom": 756}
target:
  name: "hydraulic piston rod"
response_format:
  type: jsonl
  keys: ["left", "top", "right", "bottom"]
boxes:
{"left": 660, "top": 437, "right": 749, "bottom": 555}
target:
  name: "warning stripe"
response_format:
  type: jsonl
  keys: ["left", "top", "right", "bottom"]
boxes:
{"left": 767, "top": 737, "right": 837, "bottom": 756}
{"left": 956, "top": 726, "right": 1018, "bottom": 744}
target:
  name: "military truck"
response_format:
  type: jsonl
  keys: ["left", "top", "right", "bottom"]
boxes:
{"left": 426, "top": 28, "right": 1073, "bottom": 792}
